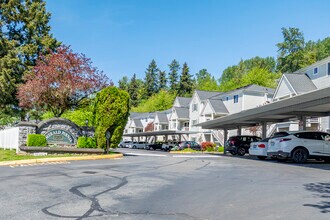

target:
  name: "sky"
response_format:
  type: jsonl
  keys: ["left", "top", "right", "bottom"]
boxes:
{"left": 46, "top": 0, "right": 330, "bottom": 85}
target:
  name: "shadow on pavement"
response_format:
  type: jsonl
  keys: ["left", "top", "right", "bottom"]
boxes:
{"left": 220, "top": 153, "right": 330, "bottom": 171}
{"left": 303, "top": 182, "right": 330, "bottom": 213}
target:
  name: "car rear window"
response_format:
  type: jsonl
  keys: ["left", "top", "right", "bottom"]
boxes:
{"left": 272, "top": 132, "right": 289, "bottom": 138}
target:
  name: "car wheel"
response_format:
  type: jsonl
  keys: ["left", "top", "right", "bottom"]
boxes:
{"left": 257, "top": 156, "right": 267, "bottom": 160}
{"left": 237, "top": 147, "right": 246, "bottom": 156}
{"left": 133, "top": 145, "right": 136, "bottom": 149}
{"left": 292, "top": 148, "right": 308, "bottom": 163}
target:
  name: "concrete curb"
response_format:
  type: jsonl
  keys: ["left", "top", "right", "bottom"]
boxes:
{"left": 0, "top": 154, "right": 123, "bottom": 166}
{"left": 169, "top": 151, "right": 224, "bottom": 155}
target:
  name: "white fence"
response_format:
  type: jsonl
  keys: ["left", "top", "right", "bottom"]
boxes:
{"left": 0, "top": 127, "right": 20, "bottom": 152}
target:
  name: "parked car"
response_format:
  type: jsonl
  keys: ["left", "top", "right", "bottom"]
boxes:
{"left": 249, "top": 132, "right": 290, "bottom": 159}
{"left": 178, "top": 141, "right": 201, "bottom": 151}
{"left": 128, "top": 141, "right": 148, "bottom": 149}
{"left": 162, "top": 141, "right": 181, "bottom": 151}
{"left": 225, "top": 135, "right": 262, "bottom": 156}
{"left": 146, "top": 142, "right": 163, "bottom": 150}
{"left": 267, "top": 131, "right": 330, "bottom": 163}
{"left": 118, "top": 141, "right": 132, "bottom": 148}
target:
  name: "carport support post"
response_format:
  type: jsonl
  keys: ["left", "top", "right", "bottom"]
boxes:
{"left": 223, "top": 129, "right": 228, "bottom": 155}
{"left": 261, "top": 122, "right": 267, "bottom": 139}
{"left": 237, "top": 126, "right": 242, "bottom": 136}
{"left": 299, "top": 116, "right": 307, "bottom": 131}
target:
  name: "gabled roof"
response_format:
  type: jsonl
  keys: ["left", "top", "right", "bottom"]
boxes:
{"left": 208, "top": 99, "right": 229, "bottom": 115}
{"left": 133, "top": 119, "right": 143, "bottom": 128}
{"left": 174, "top": 107, "right": 189, "bottom": 119}
{"left": 216, "top": 84, "right": 275, "bottom": 97}
{"left": 195, "top": 90, "right": 222, "bottom": 101}
{"left": 176, "top": 97, "right": 191, "bottom": 107}
{"left": 155, "top": 112, "right": 169, "bottom": 124}
{"left": 130, "top": 112, "right": 155, "bottom": 120}
{"left": 284, "top": 73, "right": 317, "bottom": 94}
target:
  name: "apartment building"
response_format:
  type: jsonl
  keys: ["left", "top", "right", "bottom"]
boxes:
{"left": 124, "top": 85, "right": 273, "bottom": 144}
{"left": 271, "top": 56, "right": 330, "bottom": 132}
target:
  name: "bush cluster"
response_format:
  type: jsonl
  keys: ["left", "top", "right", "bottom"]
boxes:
{"left": 27, "top": 134, "right": 47, "bottom": 147}
{"left": 201, "top": 142, "right": 216, "bottom": 151}
{"left": 77, "top": 137, "right": 97, "bottom": 148}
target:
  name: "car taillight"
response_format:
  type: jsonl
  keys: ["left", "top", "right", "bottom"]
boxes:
{"left": 230, "top": 141, "right": 235, "bottom": 145}
{"left": 258, "top": 144, "right": 266, "bottom": 148}
{"left": 279, "top": 138, "right": 291, "bottom": 142}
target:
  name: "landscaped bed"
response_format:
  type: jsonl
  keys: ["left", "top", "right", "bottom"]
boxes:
{"left": 0, "top": 149, "right": 116, "bottom": 162}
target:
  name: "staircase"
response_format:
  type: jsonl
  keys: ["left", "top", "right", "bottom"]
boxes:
{"left": 212, "top": 130, "right": 224, "bottom": 146}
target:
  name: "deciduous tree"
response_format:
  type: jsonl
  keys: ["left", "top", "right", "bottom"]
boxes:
{"left": 17, "top": 45, "right": 109, "bottom": 117}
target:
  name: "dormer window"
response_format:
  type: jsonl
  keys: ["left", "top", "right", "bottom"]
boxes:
{"left": 314, "top": 67, "right": 318, "bottom": 75}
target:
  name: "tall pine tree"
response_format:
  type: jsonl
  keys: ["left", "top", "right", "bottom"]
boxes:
{"left": 128, "top": 74, "right": 139, "bottom": 107}
{"left": 0, "top": 0, "right": 60, "bottom": 109}
{"left": 144, "top": 59, "right": 159, "bottom": 97}
{"left": 118, "top": 76, "right": 129, "bottom": 91}
{"left": 159, "top": 70, "right": 167, "bottom": 90}
{"left": 168, "top": 59, "right": 180, "bottom": 92}
{"left": 178, "top": 62, "right": 193, "bottom": 96}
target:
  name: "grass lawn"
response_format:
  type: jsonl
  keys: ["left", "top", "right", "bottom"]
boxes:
{"left": 0, "top": 149, "right": 116, "bottom": 162}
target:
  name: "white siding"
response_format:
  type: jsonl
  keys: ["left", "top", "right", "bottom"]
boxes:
{"left": 242, "top": 93, "right": 268, "bottom": 110}
{"left": 311, "top": 75, "right": 330, "bottom": 89}
{"left": 274, "top": 77, "right": 295, "bottom": 100}
{"left": 320, "top": 117, "right": 330, "bottom": 132}
{"left": 223, "top": 93, "right": 243, "bottom": 114}
{"left": 202, "top": 101, "right": 215, "bottom": 115}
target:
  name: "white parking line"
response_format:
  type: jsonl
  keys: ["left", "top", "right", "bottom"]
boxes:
{"left": 125, "top": 153, "right": 167, "bottom": 157}
{"left": 172, "top": 155, "right": 220, "bottom": 158}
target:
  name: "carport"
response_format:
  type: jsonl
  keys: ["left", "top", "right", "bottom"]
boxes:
{"left": 123, "top": 130, "right": 198, "bottom": 142}
{"left": 197, "top": 87, "right": 330, "bottom": 153}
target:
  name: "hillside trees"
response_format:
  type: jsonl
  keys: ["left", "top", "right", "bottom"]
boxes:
{"left": 195, "top": 69, "right": 218, "bottom": 91}
{"left": 177, "top": 62, "right": 194, "bottom": 96}
{"left": 17, "top": 45, "right": 109, "bottom": 117}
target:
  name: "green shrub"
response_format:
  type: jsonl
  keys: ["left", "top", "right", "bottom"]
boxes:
{"left": 217, "top": 146, "right": 224, "bottom": 153}
{"left": 27, "top": 134, "right": 47, "bottom": 147}
{"left": 206, "top": 147, "right": 214, "bottom": 152}
{"left": 77, "top": 137, "right": 97, "bottom": 148}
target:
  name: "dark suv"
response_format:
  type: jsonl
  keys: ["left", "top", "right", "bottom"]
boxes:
{"left": 178, "top": 141, "right": 201, "bottom": 150}
{"left": 225, "top": 135, "right": 262, "bottom": 156}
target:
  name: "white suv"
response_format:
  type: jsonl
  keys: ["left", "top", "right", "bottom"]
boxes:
{"left": 267, "top": 131, "right": 330, "bottom": 163}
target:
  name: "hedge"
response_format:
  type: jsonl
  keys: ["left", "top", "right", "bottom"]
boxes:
{"left": 77, "top": 137, "right": 97, "bottom": 148}
{"left": 27, "top": 134, "right": 47, "bottom": 147}
{"left": 201, "top": 142, "right": 216, "bottom": 151}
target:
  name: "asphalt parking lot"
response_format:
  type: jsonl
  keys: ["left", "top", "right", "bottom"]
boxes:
{"left": 0, "top": 148, "right": 329, "bottom": 220}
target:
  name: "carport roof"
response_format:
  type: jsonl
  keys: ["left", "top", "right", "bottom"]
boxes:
{"left": 123, "top": 130, "right": 198, "bottom": 137}
{"left": 196, "top": 86, "right": 330, "bottom": 130}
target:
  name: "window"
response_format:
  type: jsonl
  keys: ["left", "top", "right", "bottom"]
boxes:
{"left": 226, "top": 97, "right": 229, "bottom": 101}
{"left": 328, "top": 63, "right": 330, "bottom": 75}
{"left": 233, "top": 95, "right": 238, "bottom": 103}
{"left": 192, "top": 103, "right": 198, "bottom": 111}
{"left": 314, "top": 67, "right": 318, "bottom": 75}
{"left": 192, "top": 120, "right": 198, "bottom": 125}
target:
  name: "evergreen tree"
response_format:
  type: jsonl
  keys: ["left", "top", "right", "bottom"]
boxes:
{"left": 0, "top": 0, "right": 60, "bottom": 109}
{"left": 178, "top": 62, "right": 193, "bottom": 96}
{"left": 118, "top": 76, "right": 129, "bottom": 91}
{"left": 144, "top": 59, "right": 159, "bottom": 97}
{"left": 128, "top": 74, "right": 139, "bottom": 107}
{"left": 159, "top": 70, "right": 167, "bottom": 90}
{"left": 196, "top": 69, "right": 219, "bottom": 91}
{"left": 168, "top": 59, "right": 180, "bottom": 92}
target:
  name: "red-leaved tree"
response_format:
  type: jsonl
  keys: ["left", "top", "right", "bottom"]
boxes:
{"left": 17, "top": 45, "right": 109, "bottom": 117}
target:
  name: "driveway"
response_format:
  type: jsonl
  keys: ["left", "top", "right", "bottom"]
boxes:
{"left": 0, "top": 149, "right": 329, "bottom": 219}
